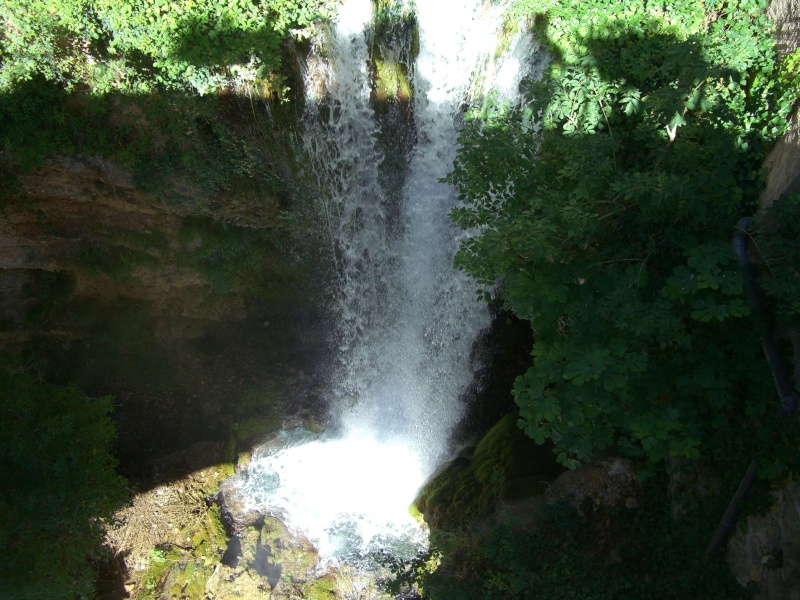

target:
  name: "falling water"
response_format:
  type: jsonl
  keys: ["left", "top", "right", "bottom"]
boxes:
{"left": 236, "top": 0, "right": 537, "bottom": 570}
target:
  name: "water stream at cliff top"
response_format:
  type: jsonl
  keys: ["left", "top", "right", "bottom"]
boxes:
{"left": 235, "top": 0, "right": 538, "bottom": 569}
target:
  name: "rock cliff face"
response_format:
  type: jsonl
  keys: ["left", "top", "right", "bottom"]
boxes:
{"left": 762, "top": 0, "right": 800, "bottom": 211}
{"left": 729, "top": 480, "right": 800, "bottom": 600}
{"left": 0, "top": 148, "right": 331, "bottom": 485}
{"left": 726, "top": 3, "right": 800, "bottom": 598}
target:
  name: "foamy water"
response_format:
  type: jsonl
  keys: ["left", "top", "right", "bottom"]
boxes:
{"left": 239, "top": 428, "right": 427, "bottom": 564}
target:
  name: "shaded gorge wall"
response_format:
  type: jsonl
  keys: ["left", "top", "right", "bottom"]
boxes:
{"left": 0, "top": 85, "right": 335, "bottom": 486}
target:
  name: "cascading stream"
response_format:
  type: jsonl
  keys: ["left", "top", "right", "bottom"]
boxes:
{"left": 301, "top": 0, "right": 397, "bottom": 398}
{"left": 235, "top": 0, "right": 538, "bottom": 569}
{"left": 346, "top": 0, "right": 513, "bottom": 467}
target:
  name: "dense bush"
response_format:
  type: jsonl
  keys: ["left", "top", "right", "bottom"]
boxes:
{"left": 749, "top": 193, "right": 800, "bottom": 333}
{"left": 449, "top": 0, "right": 799, "bottom": 473}
{"left": 0, "top": 356, "right": 127, "bottom": 599}
{"left": 0, "top": 0, "right": 334, "bottom": 94}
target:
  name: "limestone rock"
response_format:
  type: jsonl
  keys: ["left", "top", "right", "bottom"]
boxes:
{"left": 728, "top": 477, "right": 800, "bottom": 600}
{"left": 762, "top": 0, "right": 800, "bottom": 210}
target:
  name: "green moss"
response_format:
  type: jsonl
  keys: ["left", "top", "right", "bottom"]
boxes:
{"left": 23, "top": 270, "right": 75, "bottom": 325}
{"left": 305, "top": 574, "right": 338, "bottom": 598}
{"left": 231, "top": 383, "right": 286, "bottom": 445}
{"left": 218, "top": 461, "right": 237, "bottom": 480}
{"left": 234, "top": 417, "right": 283, "bottom": 445}
{"left": 408, "top": 503, "right": 424, "bottom": 523}
{"left": 136, "top": 548, "right": 185, "bottom": 599}
{"left": 177, "top": 561, "right": 211, "bottom": 598}
{"left": 236, "top": 516, "right": 330, "bottom": 595}
{"left": 136, "top": 503, "right": 230, "bottom": 599}
{"left": 414, "top": 414, "right": 563, "bottom": 529}
{"left": 374, "top": 59, "right": 413, "bottom": 101}
{"left": 199, "top": 504, "right": 228, "bottom": 550}
{"left": 75, "top": 242, "right": 159, "bottom": 280}
{"left": 368, "top": 0, "right": 418, "bottom": 104}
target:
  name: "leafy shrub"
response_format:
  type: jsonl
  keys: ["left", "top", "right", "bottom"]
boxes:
{"left": 448, "top": 0, "right": 798, "bottom": 473}
{"left": 0, "top": 0, "right": 335, "bottom": 95}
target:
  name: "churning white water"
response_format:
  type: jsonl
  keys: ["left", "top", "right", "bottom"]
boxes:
{"left": 235, "top": 0, "right": 537, "bottom": 568}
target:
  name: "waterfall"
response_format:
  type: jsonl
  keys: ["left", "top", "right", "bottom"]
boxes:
{"left": 236, "top": 0, "right": 536, "bottom": 568}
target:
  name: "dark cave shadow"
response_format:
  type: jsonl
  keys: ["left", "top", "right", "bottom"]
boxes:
{"left": 0, "top": 67, "right": 336, "bottom": 596}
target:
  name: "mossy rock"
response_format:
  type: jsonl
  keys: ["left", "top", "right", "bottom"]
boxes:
{"left": 304, "top": 573, "right": 338, "bottom": 598}
{"left": 414, "top": 414, "right": 564, "bottom": 530}
{"left": 233, "top": 416, "right": 284, "bottom": 447}
{"left": 368, "top": 0, "right": 419, "bottom": 105}
{"left": 230, "top": 383, "right": 286, "bottom": 446}
{"left": 133, "top": 486, "right": 232, "bottom": 598}
{"left": 374, "top": 59, "right": 413, "bottom": 102}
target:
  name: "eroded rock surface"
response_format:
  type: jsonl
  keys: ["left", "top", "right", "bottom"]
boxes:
{"left": 761, "top": 0, "right": 800, "bottom": 210}
{"left": 0, "top": 154, "right": 330, "bottom": 485}
{"left": 728, "top": 478, "right": 800, "bottom": 600}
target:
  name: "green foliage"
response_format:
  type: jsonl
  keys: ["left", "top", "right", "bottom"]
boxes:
{"left": 0, "top": 0, "right": 335, "bottom": 95}
{"left": 0, "top": 76, "right": 111, "bottom": 169}
{"left": 448, "top": 0, "right": 798, "bottom": 471}
{"left": 781, "top": 48, "right": 800, "bottom": 91}
{"left": 0, "top": 74, "right": 299, "bottom": 204}
{"left": 0, "top": 355, "right": 127, "bottom": 599}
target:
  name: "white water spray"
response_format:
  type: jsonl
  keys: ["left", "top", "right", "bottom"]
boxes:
{"left": 236, "top": 0, "right": 537, "bottom": 568}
